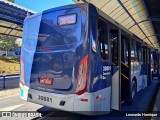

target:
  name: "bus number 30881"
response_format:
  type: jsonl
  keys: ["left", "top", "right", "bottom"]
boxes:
{"left": 38, "top": 95, "right": 52, "bottom": 103}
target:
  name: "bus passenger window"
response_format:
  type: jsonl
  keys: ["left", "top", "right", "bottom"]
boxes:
{"left": 131, "top": 39, "right": 135, "bottom": 62}
{"left": 111, "top": 30, "right": 118, "bottom": 65}
{"left": 136, "top": 42, "right": 142, "bottom": 62}
{"left": 142, "top": 48, "right": 146, "bottom": 64}
{"left": 98, "top": 18, "right": 108, "bottom": 60}
{"left": 122, "top": 35, "right": 129, "bottom": 65}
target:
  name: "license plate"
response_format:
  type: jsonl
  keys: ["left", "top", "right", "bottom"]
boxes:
{"left": 39, "top": 77, "right": 53, "bottom": 85}
{"left": 38, "top": 95, "right": 53, "bottom": 103}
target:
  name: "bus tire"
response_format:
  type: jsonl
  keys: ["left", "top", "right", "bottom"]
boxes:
{"left": 131, "top": 80, "right": 137, "bottom": 103}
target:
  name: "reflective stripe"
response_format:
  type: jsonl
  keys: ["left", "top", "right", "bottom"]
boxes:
{"left": 121, "top": 61, "right": 129, "bottom": 68}
{"left": 112, "top": 62, "right": 116, "bottom": 65}
{"left": 121, "top": 73, "right": 129, "bottom": 80}
{"left": 80, "top": 98, "right": 88, "bottom": 102}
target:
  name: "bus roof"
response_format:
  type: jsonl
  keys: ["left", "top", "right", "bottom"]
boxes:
{"left": 25, "top": 3, "right": 87, "bottom": 21}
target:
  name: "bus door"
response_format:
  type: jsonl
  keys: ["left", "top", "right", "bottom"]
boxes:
{"left": 147, "top": 47, "right": 151, "bottom": 86}
{"left": 142, "top": 46, "right": 147, "bottom": 81}
{"left": 152, "top": 51, "right": 159, "bottom": 79}
{"left": 110, "top": 29, "right": 120, "bottom": 110}
{"left": 137, "top": 45, "right": 148, "bottom": 88}
{"left": 151, "top": 51, "right": 154, "bottom": 79}
{"left": 121, "top": 34, "right": 130, "bottom": 102}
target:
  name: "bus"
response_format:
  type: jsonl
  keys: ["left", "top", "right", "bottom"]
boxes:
{"left": 20, "top": 3, "right": 155, "bottom": 115}
{"left": 151, "top": 50, "right": 160, "bottom": 80}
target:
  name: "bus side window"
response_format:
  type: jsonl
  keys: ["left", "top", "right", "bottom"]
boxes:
{"left": 131, "top": 39, "right": 135, "bottom": 62}
{"left": 122, "top": 35, "right": 129, "bottom": 65}
{"left": 111, "top": 30, "right": 118, "bottom": 65}
{"left": 151, "top": 53, "right": 154, "bottom": 65}
{"left": 136, "top": 42, "right": 142, "bottom": 62}
{"left": 98, "top": 18, "right": 108, "bottom": 60}
{"left": 142, "top": 48, "right": 146, "bottom": 64}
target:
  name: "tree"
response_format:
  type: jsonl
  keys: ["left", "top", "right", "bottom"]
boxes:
{"left": 0, "top": 35, "right": 18, "bottom": 56}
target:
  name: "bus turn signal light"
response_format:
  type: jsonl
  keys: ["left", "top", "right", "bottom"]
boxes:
{"left": 76, "top": 55, "right": 89, "bottom": 95}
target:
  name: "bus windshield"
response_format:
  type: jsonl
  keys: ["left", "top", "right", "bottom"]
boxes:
{"left": 37, "top": 13, "right": 80, "bottom": 50}
{"left": 23, "top": 7, "right": 86, "bottom": 51}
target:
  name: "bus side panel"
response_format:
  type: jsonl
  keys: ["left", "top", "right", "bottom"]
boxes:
{"left": 20, "top": 14, "right": 42, "bottom": 100}
{"left": 88, "top": 4, "right": 112, "bottom": 112}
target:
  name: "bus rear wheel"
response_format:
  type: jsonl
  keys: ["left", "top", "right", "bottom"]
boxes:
{"left": 131, "top": 80, "right": 137, "bottom": 103}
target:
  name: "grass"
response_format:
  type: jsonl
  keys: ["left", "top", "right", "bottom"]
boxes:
{"left": 0, "top": 56, "right": 20, "bottom": 75}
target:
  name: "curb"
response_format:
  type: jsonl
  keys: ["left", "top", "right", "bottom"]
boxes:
{"left": 0, "top": 73, "right": 20, "bottom": 77}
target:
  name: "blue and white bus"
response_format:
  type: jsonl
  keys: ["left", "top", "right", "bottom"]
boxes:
{"left": 20, "top": 3, "right": 154, "bottom": 115}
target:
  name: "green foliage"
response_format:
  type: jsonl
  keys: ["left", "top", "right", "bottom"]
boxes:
{"left": 0, "top": 35, "right": 18, "bottom": 51}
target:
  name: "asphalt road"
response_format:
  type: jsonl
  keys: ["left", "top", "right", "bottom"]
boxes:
{"left": 0, "top": 78, "right": 159, "bottom": 120}
{"left": 0, "top": 94, "right": 43, "bottom": 120}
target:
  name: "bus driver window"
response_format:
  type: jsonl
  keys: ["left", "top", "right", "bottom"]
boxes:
{"left": 98, "top": 18, "right": 108, "bottom": 60}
